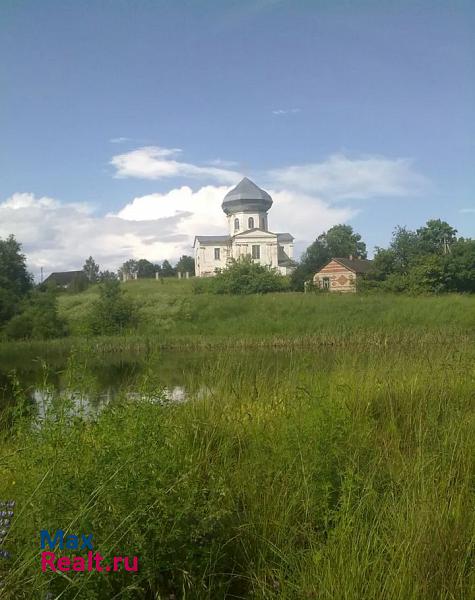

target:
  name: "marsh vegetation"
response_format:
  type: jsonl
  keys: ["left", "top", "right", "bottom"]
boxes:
{"left": 0, "top": 288, "right": 474, "bottom": 598}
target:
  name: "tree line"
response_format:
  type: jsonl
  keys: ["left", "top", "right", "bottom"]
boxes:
{"left": 81, "top": 255, "right": 195, "bottom": 285}
{"left": 291, "top": 219, "right": 474, "bottom": 293}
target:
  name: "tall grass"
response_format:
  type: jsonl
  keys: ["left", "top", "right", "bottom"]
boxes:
{"left": 0, "top": 283, "right": 472, "bottom": 360}
{"left": 0, "top": 338, "right": 474, "bottom": 599}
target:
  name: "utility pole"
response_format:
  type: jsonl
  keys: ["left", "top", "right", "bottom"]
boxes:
{"left": 442, "top": 237, "right": 451, "bottom": 255}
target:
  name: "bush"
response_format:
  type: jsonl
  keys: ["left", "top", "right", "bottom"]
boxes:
{"left": 4, "top": 290, "right": 68, "bottom": 340}
{"left": 87, "top": 279, "right": 138, "bottom": 334}
{"left": 197, "top": 256, "right": 289, "bottom": 295}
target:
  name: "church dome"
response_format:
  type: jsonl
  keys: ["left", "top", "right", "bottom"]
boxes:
{"left": 222, "top": 177, "right": 273, "bottom": 215}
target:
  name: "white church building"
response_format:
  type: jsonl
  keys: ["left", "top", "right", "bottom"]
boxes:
{"left": 194, "top": 177, "right": 295, "bottom": 277}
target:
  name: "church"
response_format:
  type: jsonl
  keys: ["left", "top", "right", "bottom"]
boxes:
{"left": 194, "top": 178, "right": 295, "bottom": 277}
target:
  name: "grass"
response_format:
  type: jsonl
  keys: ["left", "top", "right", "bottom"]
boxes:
{"left": 0, "top": 337, "right": 474, "bottom": 599}
{"left": 0, "top": 280, "right": 472, "bottom": 360}
{"left": 0, "top": 282, "right": 474, "bottom": 598}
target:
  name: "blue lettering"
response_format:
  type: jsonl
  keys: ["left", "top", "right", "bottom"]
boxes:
{"left": 40, "top": 529, "right": 64, "bottom": 550}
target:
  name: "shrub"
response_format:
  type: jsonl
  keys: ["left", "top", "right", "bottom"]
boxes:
{"left": 4, "top": 290, "right": 68, "bottom": 340}
{"left": 87, "top": 279, "right": 138, "bottom": 334}
{"left": 199, "top": 256, "right": 289, "bottom": 295}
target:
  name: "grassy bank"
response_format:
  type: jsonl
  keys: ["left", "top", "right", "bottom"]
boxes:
{"left": 0, "top": 339, "right": 474, "bottom": 599}
{"left": 61, "top": 280, "right": 475, "bottom": 336}
{"left": 0, "top": 281, "right": 473, "bottom": 359}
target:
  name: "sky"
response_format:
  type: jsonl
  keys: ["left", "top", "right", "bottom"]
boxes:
{"left": 1, "top": 0, "right": 474, "bottom": 277}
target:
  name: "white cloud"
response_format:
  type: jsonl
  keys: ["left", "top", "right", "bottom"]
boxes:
{"left": 267, "top": 154, "right": 428, "bottom": 200}
{"left": 206, "top": 158, "right": 240, "bottom": 168}
{"left": 109, "top": 137, "right": 131, "bottom": 144}
{"left": 115, "top": 185, "right": 356, "bottom": 250}
{"left": 272, "top": 108, "right": 301, "bottom": 115}
{"left": 111, "top": 146, "right": 242, "bottom": 184}
{"left": 0, "top": 187, "right": 354, "bottom": 276}
{"left": 0, "top": 193, "right": 194, "bottom": 276}
{"left": 459, "top": 208, "right": 475, "bottom": 214}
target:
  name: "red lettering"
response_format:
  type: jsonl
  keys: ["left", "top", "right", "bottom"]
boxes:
{"left": 41, "top": 551, "right": 57, "bottom": 572}
{"left": 124, "top": 556, "right": 138, "bottom": 572}
{"left": 94, "top": 552, "right": 104, "bottom": 572}
{"left": 57, "top": 556, "right": 70, "bottom": 571}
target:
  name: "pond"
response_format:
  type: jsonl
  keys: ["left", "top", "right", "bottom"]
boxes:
{"left": 0, "top": 347, "right": 347, "bottom": 420}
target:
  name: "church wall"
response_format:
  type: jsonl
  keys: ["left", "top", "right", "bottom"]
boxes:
{"left": 195, "top": 243, "right": 230, "bottom": 277}
{"left": 232, "top": 234, "right": 279, "bottom": 269}
{"left": 227, "top": 212, "right": 267, "bottom": 236}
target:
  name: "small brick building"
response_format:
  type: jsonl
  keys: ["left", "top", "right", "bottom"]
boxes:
{"left": 313, "top": 257, "right": 373, "bottom": 292}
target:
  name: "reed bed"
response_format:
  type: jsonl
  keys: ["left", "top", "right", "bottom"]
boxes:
{"left": 0, "top": 335, "right": 474, "bottom": 599}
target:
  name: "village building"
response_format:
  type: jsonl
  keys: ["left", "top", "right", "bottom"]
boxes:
{"left": 313, "top": 257, "right": 373, "bottom": 292}
{"left": 194, "top": 177, "right": 295, "bottom": 277}
{"left": 43, "top": 270, "right": 88, "bottom": 289}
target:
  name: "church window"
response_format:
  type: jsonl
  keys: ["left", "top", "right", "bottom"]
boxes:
{"left": 248, "top": 217, "right": 254, "bottom": 229}
{"left": 214, "top": 247, "right": 220, "bottom": 260}
{"left": 260, "top": 217, "right": 266, "bottom": 230}
{"left": 234, "top": 218, "right": 239, "bottom": 231}
{"left": 252, "top": 245, "right": 260, "bottom": 259}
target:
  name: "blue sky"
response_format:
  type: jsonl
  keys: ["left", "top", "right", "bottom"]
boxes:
{"left": 1, "top": 0, "right": 474, "bottom": 274}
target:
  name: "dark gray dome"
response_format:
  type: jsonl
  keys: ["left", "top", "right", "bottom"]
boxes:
{"left": 222, "top": 177, "right": 273, "bottom": 215}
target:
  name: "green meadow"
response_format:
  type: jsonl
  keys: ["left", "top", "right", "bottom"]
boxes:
{"left": 0, "top": 282, "right": 474, "bottom": 598}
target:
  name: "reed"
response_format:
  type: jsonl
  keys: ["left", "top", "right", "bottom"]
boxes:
{"left": 0, "top": 334, "right": 473, "bottom": 599}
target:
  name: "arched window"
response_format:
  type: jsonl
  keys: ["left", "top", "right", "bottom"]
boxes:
{"left": 260, "top": 217, "right": 266, "bottom": 230}
{"left": 234, "top": 218, "right": 240, "bottom": 231}
{"left": 248, "top": 217, "right": 254, "bottom": 229}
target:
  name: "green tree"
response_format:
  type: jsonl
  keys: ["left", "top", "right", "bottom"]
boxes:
{"left": 417, "top": 219, "right": 457, "bottom": 255}
{"left": 291, "top": 224, "right": 366, "bottom": 290}
{"left": 87, "top": 279, "right": 138, "bottom": 335}
{"left": 443, "top": 238, "right": 475, "bottom": 292}
{"left": 136, "top": 259, "right": 157, "bottom": 278}
{"left": 161, "top": 260, "right": 176, "bottom": 278}
{"left": 204, "top": 256, "right": 289, "bottom": 295}
{"left": 0, "top": 235, "right": 33, "bottom": 325}
{"left": 4, "top": 289, "right": 67, "bottom": 340}
{"left": 83, "top": 256, "right": 100, "bottom": 283}
{"left": 176, "top": 255, "right": 195, "bottom": 276}
{"left": 118, "top": 259, "right": 138, "bottom": 281}
{"left": 98, "top": 270, "right": 118, "bottom": 282}
{"left": 324, "top": 224, "right": 367, "bottom": 259}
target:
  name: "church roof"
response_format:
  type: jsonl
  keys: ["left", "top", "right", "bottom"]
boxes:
{"left": 194, "top": 235, "right": 231, "bottom": 246}
{"left": 276, "top": 233, "right": 294, "bottom": 242}
{"left": 222, "top": 177, "right": 273, "bottom": 215}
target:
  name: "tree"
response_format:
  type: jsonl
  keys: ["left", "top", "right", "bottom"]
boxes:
{"left": 0, "top": 235, "right": 33, "bottom": 325}
{"left": 176, "top": 255, "right": 195, "bottom": 276}
{"left": 83, "top": 256, "right": 100, "bottom": 283}
{"left": 291, "top": 224, "right": 366, "bottom": 290}
{"left": 87, "top": 279, "right": 138, "bottom": 335}
{"left": 324, "top": 224, "right": 367, "bottom": 259}
{"left": 4, "top": 289, "right": 67, "bottom": 340}
{"left": 364, "top": 219, "right": 473, "bottom": 294}
{"left": 202, "top": 256, "right": 289, "bottom": 295}
{"left": 416, "top": 219, "right": 457, "bottom": 254}
{"left": 161, "top": 260, "right": 176, "bottom": 278}
{"left": 0, "top": 235, "right": 32, "bottom": 297}
{"left": 118, "top": 259, "right": 138, "bottom": 281}
{"left": 136, "top": 259, "right": 157, "bottom": 278}
{"left": 98, "top": 270, "right": 118, "bottom": 282}
{"left": 443, "top": 238, "right": 475, "bottom": 292}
